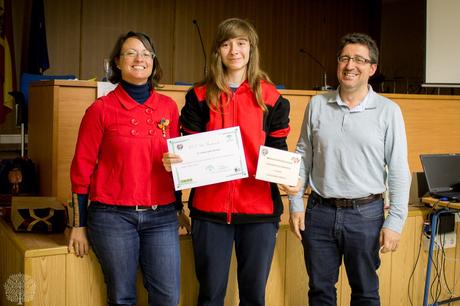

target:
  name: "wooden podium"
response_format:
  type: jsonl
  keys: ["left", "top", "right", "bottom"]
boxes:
{"left": 28, "top": 80, "right": 97, "bottom": 201}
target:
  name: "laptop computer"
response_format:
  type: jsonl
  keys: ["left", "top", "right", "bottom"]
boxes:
{"left": 420, "top": 153, "right": 460, "bottom": 201}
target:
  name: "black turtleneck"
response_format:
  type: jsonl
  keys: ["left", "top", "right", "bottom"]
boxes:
{"left": 121, "top": 80, "right": 151, "bottom": 104}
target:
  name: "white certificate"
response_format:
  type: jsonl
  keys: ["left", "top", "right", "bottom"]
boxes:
{"left": 255, "top": 146, "right": 301, "bottom": 186}
{"left": 167, "top": 127, "right": 248, "bottom": 190}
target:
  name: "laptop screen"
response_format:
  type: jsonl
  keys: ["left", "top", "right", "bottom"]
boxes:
{"left": 420, "top": 153, "right": 460, "bottom": 193}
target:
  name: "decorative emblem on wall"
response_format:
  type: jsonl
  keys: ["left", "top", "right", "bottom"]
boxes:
{"left": 3, "top": 273, "right": 36, "bottom": 305}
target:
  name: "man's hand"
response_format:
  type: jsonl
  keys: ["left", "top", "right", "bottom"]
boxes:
{"left": 162, "top": 152, "right": 183, "bottom": 172}
{"left": 67, "top": 227, "right": 89, "bottom": 257}
{"left": 278, "top": 178, "right": 303, "bottom": 196}
{"left": 379, "top": 227, "right": 401, "bottom": 253}
{"left": 289, "top": 211, "right": 305, "bottom": 240}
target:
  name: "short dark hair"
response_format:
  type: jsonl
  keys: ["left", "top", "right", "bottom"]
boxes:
{"left": 108, "top": 31, "right": 163, "bottom": 87}
{"left": 337, "top": 33, "right": 379, "bottom": 64}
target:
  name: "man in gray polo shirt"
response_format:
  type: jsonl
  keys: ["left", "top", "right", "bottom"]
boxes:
{"left": 283, "top": 33, "right": 411, "bottom": 305}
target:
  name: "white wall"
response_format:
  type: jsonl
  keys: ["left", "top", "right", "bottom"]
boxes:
{"left": 425, "top": 0, "right": 460, "bottom": 85}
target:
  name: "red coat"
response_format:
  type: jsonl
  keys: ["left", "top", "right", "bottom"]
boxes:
{"left": 71, "top": 84, "right": 179, "bottom": 206}
{"left": 181, "top": 81, "right": 290, "bottom": 223}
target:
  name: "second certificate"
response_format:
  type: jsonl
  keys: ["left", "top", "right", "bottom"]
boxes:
{"left": 167, "top": 126, "right": 248, "bottom": 190}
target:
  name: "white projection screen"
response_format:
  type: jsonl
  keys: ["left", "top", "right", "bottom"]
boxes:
{"left": 425, "top": 0, "right": 460, "bottom": 85}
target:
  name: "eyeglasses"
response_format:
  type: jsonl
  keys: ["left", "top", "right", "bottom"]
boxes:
{"left": 337, "top": 55, "right": 372, "bottom": 65}
{"left": 120, "top": 49, "right": 155, "bottom": 59}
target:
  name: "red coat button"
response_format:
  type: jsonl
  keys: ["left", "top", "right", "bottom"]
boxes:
{"left": 130, "top": 118, "right": 139, "bottom": 126}
{"left": 131, "top": 129, "right": 139, "bottom": 136}
{"left": 148, "top": 129, "right": 154, "bottom": 135}
{"left": 146, "top": 118, "right": 153, "bottom": 125}
{"left": 145, "top": 108, "right": 152, "bottom": 114}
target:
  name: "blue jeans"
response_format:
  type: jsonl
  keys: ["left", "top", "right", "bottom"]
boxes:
{"left": 301, "top": 196, "right": 384, "bottom": 306}
{"left": 192, "top": 219, "right": 278, "bottom": 306}
{"left": 88, "top": 202, "right": 180, "bottom": 306}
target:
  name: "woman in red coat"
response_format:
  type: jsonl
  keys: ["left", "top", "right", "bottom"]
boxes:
{"left": 68, "top": 31, "right": 183, "bottom": 306}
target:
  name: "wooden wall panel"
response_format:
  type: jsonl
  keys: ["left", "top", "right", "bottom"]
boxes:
{"left": 389, "top": 94, "right": 460, "bottom": 172}
{"left": 174, "top": 0, "right": 251, "bottom": 85}
{"left": 0, "top": 224, "right": 25, "bottom": 306}
{"left": 266, "top": 230, "right": 286, "bottom": 306}
{"left": 179, "top": 238, "right": 199, "bottom": 305}
{"left": 43, "top": 0, "right": 81, "bottom": 77}
{"left": 380, "top": 0, "right": 424, "bottom": 93}
{"left": 339, "top": 266, "right": 351, "bottom": 306}
{"left": 27, "top": 86, "right": 55, "bottom": 197}
{"left": 66, "top": 253, "right": 106, "bottom": 306}
{"left": 411, "top": 213, "right": 430, "bottom": 305}
{"left": 378, "top": 251, "right": 392, "bottom": 306}
{"left": 281, "top": 90, "right": 314, "bottom": 150}
{"left": 173, "top": 0, "right": 380, "bottom": 89}
{"left": 387, "top": 213, "right": 417, "bottom": 306}
{"left": 55, "top": 85, "right": 97, "bottom": 200}
{"left": 7, "top": 0, "right": 391, "bottom": 94}
{"left": 80, "top": 0, "right": 175, "bottom": 82}
{"left": 285, "top": 230, "right": 309, "bottom": 306}
{"left": 27, "top": 255, "right": 66, "bottom": 306}
{"left": 7, "top": 0, "right": 426, "bottom": 135}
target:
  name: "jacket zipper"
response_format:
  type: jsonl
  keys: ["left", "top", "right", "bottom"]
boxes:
{"left": 226, "top": 182, "right": 234, "bottom": 224}
{"left": 226, "top": 92, "right": 238, "bottom": 224}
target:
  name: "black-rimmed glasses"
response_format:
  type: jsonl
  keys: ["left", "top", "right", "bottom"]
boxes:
{"left": 337, "top": 55, "right": 372, "bottom": 65}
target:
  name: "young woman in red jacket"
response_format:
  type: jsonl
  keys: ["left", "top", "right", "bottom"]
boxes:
{"left": 164, "top": 18, "right": 290, "bottom": 306}
{"left": 68, "top": 31, "right": 186, "bottom": 306}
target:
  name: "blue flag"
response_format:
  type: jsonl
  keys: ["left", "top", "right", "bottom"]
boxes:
{"left": 27, "top": 0, "right": 49, "bottom": 74}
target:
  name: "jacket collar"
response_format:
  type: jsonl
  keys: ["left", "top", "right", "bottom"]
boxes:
{"left": 114, "top": 84, "right": 158, "bottom": 110}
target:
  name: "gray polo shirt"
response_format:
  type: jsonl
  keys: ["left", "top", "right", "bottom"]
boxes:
{"left": 289, "top": 86, "right": 411, "bottom": 233}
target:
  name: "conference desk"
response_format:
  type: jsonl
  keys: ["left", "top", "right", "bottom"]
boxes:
{"left": 422, "top": 197, "right": 460, "bottom": 306}
{"left": 0, "top": 205, "right": 439, "bottom": 306}
{"left": 12, "top": 79, "right": 460, "bottom": 305}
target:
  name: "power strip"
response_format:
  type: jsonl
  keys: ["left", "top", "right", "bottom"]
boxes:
{"left": 423, "top": 232, "right": 456, "bottom": 251}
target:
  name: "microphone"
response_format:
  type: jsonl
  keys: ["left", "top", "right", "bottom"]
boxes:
{"left": 193, "top": 19, "right": 208, "bottom": 77}
{"left": 299, "top": 48, "right": 333, "bottom": 91}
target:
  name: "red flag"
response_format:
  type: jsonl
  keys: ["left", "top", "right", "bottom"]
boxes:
{"left": 0, "top": 0, "right": 17, "bottom": 124}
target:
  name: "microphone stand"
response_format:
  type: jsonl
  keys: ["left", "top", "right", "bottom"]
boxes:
{"left": 193, "top": 19, "right": 208, "bottom": 77}
{"left": 299, "top": 48, "right": 333, "bottom": 91}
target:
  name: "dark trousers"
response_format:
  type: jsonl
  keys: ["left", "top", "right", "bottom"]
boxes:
{"left": 301, "top": 195, "right": 384, "bottom": 306}
{"left": 192, "top": 219, "right": 278, "bottom": 306}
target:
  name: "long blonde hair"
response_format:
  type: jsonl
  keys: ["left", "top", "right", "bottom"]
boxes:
{"left": 202, "top": 18, "right": 271, "bottom": 112}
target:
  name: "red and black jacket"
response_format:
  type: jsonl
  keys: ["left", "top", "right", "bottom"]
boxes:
{"left": 181, "top": 81, "right": 290, "bottom": 224}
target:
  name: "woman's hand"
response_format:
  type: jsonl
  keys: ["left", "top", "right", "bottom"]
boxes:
{"left": 67, "top": 227, "right": 89, "bottom": 257}
{"left": 162, "top": 153, "right": 183, "bottom": 172}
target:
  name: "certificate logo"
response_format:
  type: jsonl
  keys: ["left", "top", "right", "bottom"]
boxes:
{"left": 176, "top": 144, "right": 184, "bottom": 150}
{"left": 261, "top": 148, "right": 268, "bottom": 156}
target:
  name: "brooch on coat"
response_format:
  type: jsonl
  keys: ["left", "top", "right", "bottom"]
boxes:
{"left": 158, "top": 118, "right": 170, "bottom": 137}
